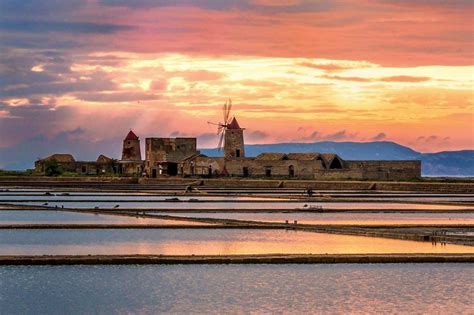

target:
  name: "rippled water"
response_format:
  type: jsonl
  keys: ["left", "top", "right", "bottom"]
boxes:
{"left": 157, "top": 211, "right": 474, "bottom": 225}
{"left": 0, "top": 210, "right": 207, "bottom": 225}
{"left": 0, "top": 264, "right": 472, "bottom": 314}
{"left": 0, "top": 229, "right": 472, "bottom": 255}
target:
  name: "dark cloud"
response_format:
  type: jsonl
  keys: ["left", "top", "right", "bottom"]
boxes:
{"left": 0, "top": 128, "right": 122, "bottom": 170}
{"left": 377, "top": 0, "right": 473, "bottom": 9}
{"left": 247, "top": 130, "right": 269, "bottom": 141}
{"left": 99, "top": 0, "right": 333, "bottom": 13}
{"left": 0, "top": 20, "right": 134, "bottom": 34}
{"left": 0, "top": 1, "right": 84, "bottom": 16}
{"left": 0, "top": 103, "right": 77, "bottom": 148}
{"left": 296, "top": 129, "right": 359, "bottom": 142}
{"left": 416, "top": 135, "right": 451, "bottom": 144}
{"left": 371, "top": 132, "right": 387, "bottom": 141}
{"left": 323, "top": 130, "right": 358, "bottom": 141}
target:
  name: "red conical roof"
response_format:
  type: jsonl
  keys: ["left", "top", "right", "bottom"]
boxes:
{"left": 124, "top": 130, "right": 139, "bottom": 141}
{"left": 227, "top": 117, "right": 241, "bottom": 129}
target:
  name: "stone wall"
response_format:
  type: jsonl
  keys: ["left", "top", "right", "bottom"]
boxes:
{"left": 121, "top": 139, "right": 141, "bottom": 161}
{"left": 224, "top": 129, "right": 245, "bottom": 159}
{"left": 181, "top": 156, "right": 225, "bottom": 176}
{"left": 225, "top": 158, "right": 324, "bottom": 178}
{"left": 178, "top": 157, "right": 420, "bottom": 181}
{"left": 145, "top": 137, "right": 198, "bottom": 175}
{"left": 119, "top": 161, "right": 144, "bottom": 176}
{"left": 35, "top": 161, "right": 116, "bottom": 175}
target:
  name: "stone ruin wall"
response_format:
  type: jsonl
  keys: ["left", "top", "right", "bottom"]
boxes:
{"left": 221, "top": 159, "right": 421, "bottom": 181}
{"left": 225, "top": 159, "right": 324, "bottom": 178}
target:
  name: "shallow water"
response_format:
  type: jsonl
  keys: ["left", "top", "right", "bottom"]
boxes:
{"left": 8, "top": 200, "right": 472, "bottom": 210}
{"left": 0, "top": 195, "right": 274, "bottom": 201}
{"left": 0, "top": 264, "right": 472, "bottom": 314}
{"left": 0, "top": 210, "right": 207, "bottom": 225}
{"left": 0, "top": 229, "right": 471, "bottom": 255}
{"left": 152, "top": 211, "right": 474, "bottom": 225}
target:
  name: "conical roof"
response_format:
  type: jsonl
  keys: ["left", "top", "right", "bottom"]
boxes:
{"left": 124, "top": 130, "right": 139, "bottom": 141}
{"left": 227, "top": 117, "right": 241, "bottom": 129}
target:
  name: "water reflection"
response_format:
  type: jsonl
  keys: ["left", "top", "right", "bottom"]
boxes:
{"left": 0, "top": 229, "right": 472, "bottom": 255}
{"left": 8, "top": 201, "right": 472, "bottom": 210}
{"left": 3, "top": 264, "right": 471, "bottom": 314}
{"left": 0, "top": 210, "right": 210, "bottom": 225}
{"left": 156, "top": 212, "right": 474, "bottom": 225}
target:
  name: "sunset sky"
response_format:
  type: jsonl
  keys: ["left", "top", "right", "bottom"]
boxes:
{"left": 0, "top": 0, "right": 473, "bottom": 168}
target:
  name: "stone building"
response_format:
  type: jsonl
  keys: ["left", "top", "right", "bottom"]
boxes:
{"left": 35, "top": 153, "right": 116, "bottom": 175}
{"left": 145, "top": 137, "right": 199, "bottom": 177}
{"left": 34, "top": 118, "right": 421, "bottom": 180}
{"left": 177, "top": 118, "right": 421, "bottom": 180}
{"left": 224, "top": 117, "right": 245, "bottom": 159}
{"left": 119, "top": 130, "right": 144, "bottom": 176}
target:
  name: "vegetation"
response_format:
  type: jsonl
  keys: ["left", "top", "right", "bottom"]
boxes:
{"left": 0, "top": 169, "right": 37, "bottom": 176}
{"left": 44, "top": 160, "right": 63, "bottom": 176}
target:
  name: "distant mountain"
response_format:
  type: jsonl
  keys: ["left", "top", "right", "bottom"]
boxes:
{"left": 420, "top": 150, "right": 474, "bottom": 176}
{"left": 201, "top": 141, "right": 474, "bottom": 176}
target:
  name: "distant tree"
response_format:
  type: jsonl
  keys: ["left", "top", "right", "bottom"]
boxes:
{"left": 44, "top": 160, "right": 63, "bottom": 176}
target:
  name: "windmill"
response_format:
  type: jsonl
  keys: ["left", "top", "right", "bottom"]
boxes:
{"left": 208, "top": 98, "right": 233, "bottom": 152}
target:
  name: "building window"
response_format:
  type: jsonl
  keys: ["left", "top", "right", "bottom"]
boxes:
{"left": 265, "top": 167, "right": 271, "bottom": 177}
{"left": 81, "top": 166, "right": 87, "bottom": 173}
{"left": 236, "top": 149, "right": 240, "bottom": 157}
{"left": 243, "top": 167, "right": 249, "bottom": 177}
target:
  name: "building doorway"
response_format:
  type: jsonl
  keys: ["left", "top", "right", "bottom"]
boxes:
{"left": 329, "top": 158, "right": 343, "bottom": 169}
{"left": 167, "top": 163, "right": 178, "bottom": 176}
{"left": 243, "top": 167, "right": 249, "bottom": 177}
{"left": 288, "top": 165, "right": 294, "bottom": 177}
{"left": 152, "top": 169, "right": 157, "bottom": 178}
{"left": 236, "top": 149, "right": 241, "bottom": 157}
{"left": 265, "top": 167, "right": 272, "bottom": 177}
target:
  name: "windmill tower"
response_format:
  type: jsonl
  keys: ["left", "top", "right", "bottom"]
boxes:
{"left": 208, "top": 99, "right": 245, "bottom": 159}
{"left": 121, "top": 130, "right": 142, "bottom": 161}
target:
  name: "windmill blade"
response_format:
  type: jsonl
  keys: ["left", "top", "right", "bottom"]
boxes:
{"left": 224, "top": 99, "right": 231, "bottom": 124}
{"left": 226, "top": 98, "right": 232, "bottom": 123}
{"left": 217, "top": 125, "right": 224, "bottom": 135}
{"left": 222, "top": 100, "right": 228, "bottom": 123}
{"left": 207, "top": 121, "right": 221, "bottom": 126}
{"left": 217, "top": 132, "right": 225, "bottom": 152}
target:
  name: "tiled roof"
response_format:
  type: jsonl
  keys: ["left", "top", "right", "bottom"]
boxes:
{"left": 287, "top": 153, "right": 321, "bottom": 160}
{"left": 124, "top": 130, "right": 139, "bottom": 141}
{"left": 96, "top": 154, "right": 113, "bottom": 163}
{"left": 255, "top": 153, "right": 288, "bottom": 160}
{"left": 227, "top": 117, "right": 241, "bottom": 129}
{"left": 42, "top": 154, "right": 75, "bottom": 162}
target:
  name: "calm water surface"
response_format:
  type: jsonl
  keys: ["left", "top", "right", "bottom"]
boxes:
{"left": 9, "top": 201, "right": 472, "bottom": 210}
{"left": 0, "top": 229, "right": 472, "bottom": 255}
{"left": 158, "top": 212, "right": 474, "bottom": 225}
{"left": 0, "top": 264, "right": 472, "bottom": 314}
{"left": 0, "top": 210, "right": 207, "bottom": 225}
{"left": 0, "top": 195, "right": 274, "bottom": 201}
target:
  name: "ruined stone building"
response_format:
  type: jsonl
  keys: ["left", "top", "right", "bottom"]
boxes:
{"left": 120, "top": 130, "right": 143, "bottom": 176}
{"left": 35, "top": 116, "right": 421, "bottom": 180}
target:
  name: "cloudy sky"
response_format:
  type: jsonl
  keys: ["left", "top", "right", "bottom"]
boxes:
{"left": 0, "top": 0, "right": 473, "bottom": 168}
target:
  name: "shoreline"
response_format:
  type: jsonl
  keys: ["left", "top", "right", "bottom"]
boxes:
{"left": 1, "top": 254, "right": 473, "bottom": 265}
